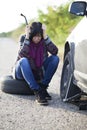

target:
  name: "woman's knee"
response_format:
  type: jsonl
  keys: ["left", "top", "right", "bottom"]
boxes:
{"left": 52, "top": 55, "right": 59, "bottom": 64}
{"left": 20, "top": 57, "right": 28, "bottom": 63}
{"left": 19, "top": 57, "right": 28, "bottom": 64}
{"left": 18, "top": 58, "right": 30, "bottom": 67}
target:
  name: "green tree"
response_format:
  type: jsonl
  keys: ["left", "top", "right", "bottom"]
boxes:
{"left": 38, "top": 4, "right": 82, "bottom": 45}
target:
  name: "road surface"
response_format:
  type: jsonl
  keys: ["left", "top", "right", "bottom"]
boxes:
{"left": 0, "top": 38, "right": 87, "bottom": 130}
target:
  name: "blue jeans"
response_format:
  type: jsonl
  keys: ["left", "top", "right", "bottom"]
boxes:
{"left": 15, "top": 55, "right": 59, "bottom": 90}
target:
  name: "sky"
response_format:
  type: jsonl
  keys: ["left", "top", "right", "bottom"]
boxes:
{"left": 0, "top": 0, "right": 70, "bottom": 33}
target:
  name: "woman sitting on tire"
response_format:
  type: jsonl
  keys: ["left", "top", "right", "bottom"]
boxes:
{"left": 12, "top": 22, "right": 59, "bottom": 105}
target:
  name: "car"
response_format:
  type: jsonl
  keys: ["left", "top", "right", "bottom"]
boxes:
{"left": 60, "top": 0, "right": 87, "bottom": 103}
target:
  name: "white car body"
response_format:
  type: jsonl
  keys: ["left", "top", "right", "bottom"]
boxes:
{"left": 66, "top": 16, "right": 87, "bottom": 93}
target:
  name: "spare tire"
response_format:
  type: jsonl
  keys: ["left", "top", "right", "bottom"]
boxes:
{"left": 0, "top": 75, "right": 34, "bottom": 95}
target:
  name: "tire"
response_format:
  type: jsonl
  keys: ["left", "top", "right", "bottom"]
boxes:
{"left": 60, "top": 53, "right": 74, "bottom": 100}
{"left": 0, "top": 75, "right": 34, "bottom": 95}
{"left": 60, "top": 53, "right": 81, "bottom": 102}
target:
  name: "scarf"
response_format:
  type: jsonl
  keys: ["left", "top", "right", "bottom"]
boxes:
{"left": 29, "top": 40, "right": 44, "bottom": 68}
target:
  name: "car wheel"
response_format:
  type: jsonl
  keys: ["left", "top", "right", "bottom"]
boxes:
{"left": 0, "top": 75, "right": 34, "bottom": 95}
{"left": 60, "top": 52, "right": 73, "bottom": 100}
{"left": 60, "top": 52, "right": 81, "bottom": 102}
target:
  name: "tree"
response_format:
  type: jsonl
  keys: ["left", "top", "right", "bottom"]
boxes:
{"left": 38, "top": 3, "right": 82, "bottom": 45}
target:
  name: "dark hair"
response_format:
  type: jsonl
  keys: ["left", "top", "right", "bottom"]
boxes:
{"left": 29, "top": 22, "right": 43, "bottom": 41}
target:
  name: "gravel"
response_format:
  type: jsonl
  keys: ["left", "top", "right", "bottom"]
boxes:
{"left": 0, "top": 38, "right": 87, "bottom": 130}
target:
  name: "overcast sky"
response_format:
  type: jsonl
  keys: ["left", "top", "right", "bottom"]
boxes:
{"left": 0, "top": 0, "right": 70, "bottom": 33}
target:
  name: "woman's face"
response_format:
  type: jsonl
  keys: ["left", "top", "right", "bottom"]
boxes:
{"left": 32, "top": 34, "right": 42, "bottom": 44}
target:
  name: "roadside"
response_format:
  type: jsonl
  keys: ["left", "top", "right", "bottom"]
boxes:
{"left": 0, "top": 38, "right": 87, "bottom": 130}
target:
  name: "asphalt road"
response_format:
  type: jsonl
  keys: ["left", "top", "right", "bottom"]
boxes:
{"left": 0, "top": 38, "right": 87, "bottom": 130}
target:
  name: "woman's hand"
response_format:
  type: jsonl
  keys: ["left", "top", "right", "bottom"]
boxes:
{"left": 25, "top": 25, "right": 30, "bottom": 39}
{"left": 42, "top": 24, "right": 48, "bottom": 39}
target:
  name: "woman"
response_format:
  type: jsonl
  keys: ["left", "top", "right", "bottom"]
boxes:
{"left": 13, "top": 22, "right": 59, "bottom": 105}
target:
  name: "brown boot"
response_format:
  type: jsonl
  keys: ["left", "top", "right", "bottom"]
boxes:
{"left": 34, "top": 88, "right": 48, "bottom": 105}
{"left": 39, "top": 83, "right": 52, "bottom": 100}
